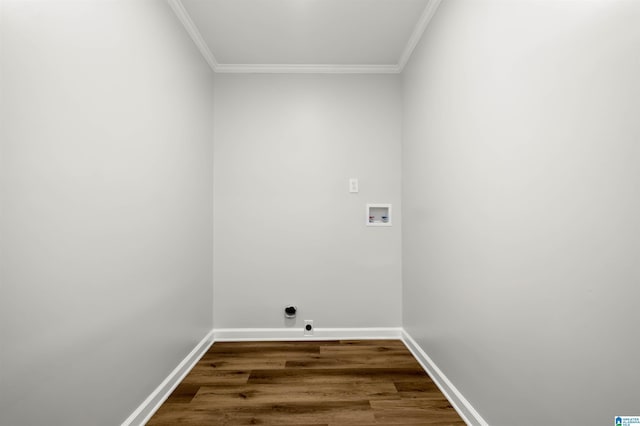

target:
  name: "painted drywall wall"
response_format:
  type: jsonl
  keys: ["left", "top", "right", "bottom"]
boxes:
{"left": 214, "top": 74, "right": 402, "bottom": 329}
{"left": 402, "top": 1, "right": 640, "bottom": 425}
{"left": 0, "top": 1, "right": 214, "bottom": 425}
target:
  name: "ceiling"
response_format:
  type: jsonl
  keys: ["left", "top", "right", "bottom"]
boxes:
{"left": 169, "top": 0, "right": 442, "bottom": 73}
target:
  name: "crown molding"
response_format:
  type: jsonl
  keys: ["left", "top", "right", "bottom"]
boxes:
{"left": 215, "top": 63, "right": 401, "bottom": 74}
{"left": 167, "top": 0, "right": 219, "bottom": 72}
{"left": 397, "top": 0, "right": 442, "bottom": 72}
{"left": 168, "top": 0, "right": 442, "bottom": 75}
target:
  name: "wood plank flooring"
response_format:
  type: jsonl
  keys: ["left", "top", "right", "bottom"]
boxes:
{"left": 147, "top": 340, "right": 466, "bottom": 426}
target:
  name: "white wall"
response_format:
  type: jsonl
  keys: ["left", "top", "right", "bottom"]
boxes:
{"left": 402, "top": 1, "right": 640, "bottom": 425}
{"left": 214, "top": 74, "right": 402, "bottom": 329}
{"left": 0, "top": 1, "right": 214, "bottom": 425}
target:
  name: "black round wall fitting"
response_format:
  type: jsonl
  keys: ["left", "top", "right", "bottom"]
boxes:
{"left": 284, "top": 306, "right": 297, "bottom": 318}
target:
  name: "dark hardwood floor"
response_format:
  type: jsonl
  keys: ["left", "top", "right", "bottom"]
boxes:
{"left": 147, "top": 340, "right": 466, "bottom": 425}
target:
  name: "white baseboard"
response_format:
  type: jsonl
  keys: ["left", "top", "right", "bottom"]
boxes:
{"left": 401, "top": 330, "right": 489, "bottom": 426}
{"left": 121, "top": 330, "right": 215, "bottom": 426}
{"left": 212, "top": 327, "right": 403, "bottom": 341}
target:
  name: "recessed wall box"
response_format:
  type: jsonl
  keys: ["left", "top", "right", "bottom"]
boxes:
{"left": 367, "top": 204, "right": 392, "bottom": 226}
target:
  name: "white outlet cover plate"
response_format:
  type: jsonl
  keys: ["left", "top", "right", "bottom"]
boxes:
{"left": 349, "top": 178, "right": 358, "bottom": 193}
{"left": 304, "top": 320, "right": 314, "bottom": 336}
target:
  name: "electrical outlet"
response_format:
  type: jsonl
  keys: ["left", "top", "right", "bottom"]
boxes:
{"left": 349, "top": 178, "right": 358, "bottom": 193}
{"left": 304, "top": 320, "right": 314, "bottom": 336}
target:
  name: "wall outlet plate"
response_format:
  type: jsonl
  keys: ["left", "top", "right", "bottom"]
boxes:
{"left": 304, "top": 320, "right": 314, "bottom": 336}
{"left": 349, "top": 178, "right": 359, "bottom": 193}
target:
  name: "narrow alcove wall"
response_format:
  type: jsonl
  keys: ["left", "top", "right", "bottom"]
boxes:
{"left": 0, "top": 2, "right": 215, "bottom": 425}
